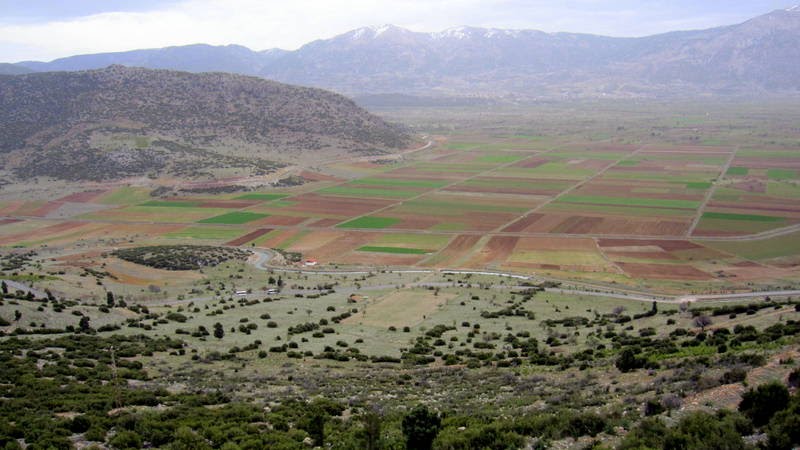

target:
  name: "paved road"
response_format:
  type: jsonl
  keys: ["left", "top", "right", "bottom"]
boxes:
{"left": 246, "top": 249, "right": 800, "bottom": 305}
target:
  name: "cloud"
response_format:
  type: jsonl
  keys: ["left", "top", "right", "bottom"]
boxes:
{"left": 0, "top": 0, "right": 783, "bottom": 62}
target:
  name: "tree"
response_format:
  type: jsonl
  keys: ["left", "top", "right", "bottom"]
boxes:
{"left": 615, "top": 348, "right": 644, "bottom": 373}
{"left": 0, "top": 281, "right": 6, "bottom": 295}
{"left": 765, "top": 392, "right": 800, "bottom": 450}
{"left": 307, "top": 410, "right": 325, "bottom": 447}
{"left": 106, "top": 291, "right": 115, "bottom": 307}
{"left": 362, "top": 406, "right": 382, "bottom": 450}
{"left": 402, "top": 405, "right": 441, "bottom": 450}
{"left": 13, "top": 310, "right": 21, "bottom": 321}
{"left": 78, "top": 316, "right": 91, "bottom": 332}
{"left": 694, "top": 314, "right": 712, "bottom": 331}
{"left": 213, "top": 322, "right": 224, "bottom": 340}
{"left": 739, "top": 381, "right": 790, "bottom": 427}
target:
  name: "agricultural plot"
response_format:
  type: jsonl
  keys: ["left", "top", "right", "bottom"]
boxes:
{"left": 2, "top": 106, "right": 799, "bottom": 294}
{"left": 197, "top": 211, "right": 268, "bottom": 224}
{"left": 357, "top": 192, "right": 533, "bottom": 232}
{"left": 79, "top": 205, "right": 232, "bottom": 223}
{"left": 693, "top": 148, "right": 800, "bottom": 236}
{"left": 251, "top": 192, "right": 393, "bottom": 222}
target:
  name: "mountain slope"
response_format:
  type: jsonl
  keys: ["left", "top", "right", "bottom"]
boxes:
{"left": 0, "top": 63, "right": 34, "bottom": 75}
{"left": 0, "top": 66, "right": 411, "bottom": 181}
{"left": 17, "top": 44, "right": 287, "bottom": 76}
{"left": 8, "top": 8, "right": 800, "bottom": 98}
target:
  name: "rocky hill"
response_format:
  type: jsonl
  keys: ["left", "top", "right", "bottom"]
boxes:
{"left": 8, "top": 8, "right": 800, "bottom": 98}
{"left": 0, "top": 66, "right": 411, "bottom": 181}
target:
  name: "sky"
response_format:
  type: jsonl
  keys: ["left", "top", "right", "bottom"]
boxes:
{"left": 0, "top": 0, "right": 793, "bottom": 63}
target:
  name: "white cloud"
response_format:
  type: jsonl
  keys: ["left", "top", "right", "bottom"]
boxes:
{"left": 0, "top": 0, "right": 777, "bottom": 62}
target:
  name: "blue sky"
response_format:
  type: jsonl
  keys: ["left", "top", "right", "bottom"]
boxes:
{"left": 0, "top": 0, "right": 793, "bottom": 62}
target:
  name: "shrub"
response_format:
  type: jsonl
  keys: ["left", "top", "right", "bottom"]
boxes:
{"left": 739, "top": 381, "right": 790, "bottom": 427}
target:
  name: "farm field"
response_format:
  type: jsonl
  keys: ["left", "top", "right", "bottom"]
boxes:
{"left": 1, "top": 101, "right": 800, "bottom": 450}
{"left": 1, "top": 102, "right": 800, "bottom": 296}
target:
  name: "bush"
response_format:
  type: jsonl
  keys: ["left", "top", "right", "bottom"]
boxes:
{"left": 402, "top": 405, "right": 441, "bottom": 450}
{"left": 739, "top": 381, "right": 790, "bottom": 427}
{"left": 109, "top": 430, "right": 143, "bottom": 450}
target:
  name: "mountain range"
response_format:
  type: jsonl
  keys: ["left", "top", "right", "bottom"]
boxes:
{"left": 6, "top": 7, "right": 800, "bottom": 99}
{"left": 0, "top": 66, "right": 410, "bottom": 181}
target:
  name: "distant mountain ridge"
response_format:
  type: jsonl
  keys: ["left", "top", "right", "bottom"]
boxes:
{"left": 7, "top": 7, "right": 800, "bottom": 98}
{"left": 0, "top": 66, "right": 410, "bottom": 181}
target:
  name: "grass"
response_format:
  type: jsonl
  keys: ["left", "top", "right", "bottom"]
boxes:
{"left": 350, "top": 178, "right": 449, "bottom": 189}
{"left": 726, "top": 167, "right": 749, "bottom": 176}
{"left": 357, "top": 246, "right": 430, "bottom": 254}
{"left": 318, "top": 186, "right": 418, "bottom": 199}
{"left": 235, "top": 193, "right": 289, "bottom": 201}
{"left": 686, "top": 182, "right": 712, "bottom": 190}
{"left": 197, "top": 212, "right": 268, "bottom": 224}
{"left": 99, "top": 187, "right": 151, "bottom": 205}
{"left": 701, "top": 231, "right": 800, "bottom": 260}
{"left": 337, "top": 217, "right": 400, "bottom": 229}
{"left": 700, "top": 212, "right": 784, "bottom": 222}
{"left": 767, "top": 169, "right": 797, "bottom": 180}
{"left": 141, "top": 200, "right": 201, "bottom": 208}
{"left": 558, "top": 195, "right": 701, "bottom": 209}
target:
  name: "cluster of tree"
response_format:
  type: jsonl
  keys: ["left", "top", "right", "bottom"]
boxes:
{"left": 111, "top": 245, "right": 251, "bottom": 271}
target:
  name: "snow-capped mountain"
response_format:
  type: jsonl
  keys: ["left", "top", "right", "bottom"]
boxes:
{"left": 8, "top": 8, "right": 800, "bottom": 98}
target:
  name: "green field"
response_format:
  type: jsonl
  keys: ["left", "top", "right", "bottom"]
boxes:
{"left": 337, "top": 216, "right": 400, "bottom": 229}
{"left": 767, "top": 168, "right": 797, "bottom": 180}
{"left": 726, "top": 167, "right": 749, "bottom": 176}
{"left": 701, "top": 211, "right": 784, "bottom": 222}
{"left": 558, "top": 195, "right": 701, "bottom": 209}
{"left": 701, "top": 231, "right": 800, "bottom": 260}
{"left": 197, "top": 212, "right": 268, "bottom": 224}
{"left": 235, "top": 193, "right": 290, "bottom": 201}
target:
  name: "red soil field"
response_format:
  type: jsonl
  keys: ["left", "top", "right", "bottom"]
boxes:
{"left": 307, "top": 218, "right": 344, "bottom": 227}
{"left": 617, "top": 262, "right": 713, "bottom": 280}
{"left": 0, "top": 219, "right": 21, "bottom": 226}
{"left": 502, "top": 214, "right": 545, "bottom": 233}
{"left": 466, "top": 236, "right": 519, "bottom": 267}
{"left": 225, "top": 228, "right": 274, "bottom": 246}
{"left": 29, "top": 201, "right": 65, "bottom": 217}
{"left": 197, "top": 200, "right": 261, "bottom": 209}
{"left": 304, "top": 232, "right": 377, "bottom": 261}
{"left": 253, "top": 215, "right": 307, "bottom": 226}
{"left": 514, "top": 236, "right": 598, "bottom": 251}
{"left": 0, "top": 221, "right": 86, "bottom": 245}
{"left": 300, "top": 170, "right": 343, "bottom": 182}
{"left": 514, "top": 158, "right": 549, "bottom": 168}
{"left": 546, "top": 215, "right": 688, "bottom": 236}
{"left": 423, "top": 234, "right": 481, "bottom": 267}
